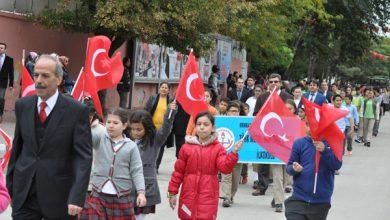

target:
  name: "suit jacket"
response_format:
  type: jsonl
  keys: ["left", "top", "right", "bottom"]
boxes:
{"left": 253, "top": 91, "right": 293, "bottom": 116}
{"left": 227, "top": 88, "right": 251, "bottom": 103}
{"left": 6, "top": 94, "right": 92, "bottom": 218}
{"left": 303, "top": 92, "right": 327, "bottom": 106}
{"left": 320, "top": 90, "right": 333, "bottom": 103}
{"left": 0, "top": 55, "right": 14, "bottom": 88}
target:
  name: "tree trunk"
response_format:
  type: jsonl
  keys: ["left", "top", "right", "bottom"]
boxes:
{"left": 307, "top": 50, "right": 318, "bottom": 80}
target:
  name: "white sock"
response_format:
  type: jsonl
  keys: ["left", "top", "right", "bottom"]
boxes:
{"left": 253, "top": 172, "right": 258, "bottom": 181}
{"left": 135, "top": 214, "right": 146, "bottom": 220}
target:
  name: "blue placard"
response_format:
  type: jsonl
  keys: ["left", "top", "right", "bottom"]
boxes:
{"left": 215, "top": 116, "right": 284, "bottom": 164}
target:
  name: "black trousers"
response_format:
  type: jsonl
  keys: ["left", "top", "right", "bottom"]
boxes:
{"left": 285, "top": 196, "right": 331, "bottom": 220}
{"left": 175, "top": 134, "right": 186, "bottom": 158}
{"left": 13, "top": 179, "right": 76, "bottom": 220}
{"left": 255, "top": 164, "right": 270, "bottom": 191}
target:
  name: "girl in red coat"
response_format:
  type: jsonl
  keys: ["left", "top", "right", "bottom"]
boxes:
{"left": 168, "top": 111, "right": 243, "bottom": 220}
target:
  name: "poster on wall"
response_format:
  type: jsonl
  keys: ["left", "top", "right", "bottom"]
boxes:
{"left": 198, "top": 54, "right": 212, "bottom": 81}
{"left": 134, "top": 42, "right": 163, "bottom": 79}
{"left": 167, "top": 48, "right": 183, "bottom": 79}
{"left": 216, "top": 39, "right": 232, "bottom": 80}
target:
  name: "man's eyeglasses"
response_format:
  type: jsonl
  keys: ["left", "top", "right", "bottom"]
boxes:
{"left": 269, "top": 80, "right": 279, "bottom": 84}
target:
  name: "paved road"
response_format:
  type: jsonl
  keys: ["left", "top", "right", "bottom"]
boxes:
{"left": 1, "top": 111, "right": 389, "bottom": 219}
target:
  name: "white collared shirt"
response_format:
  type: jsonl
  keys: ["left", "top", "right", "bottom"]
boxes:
{"left": 0, "top": 54, "right": 5, "bottom": 70}
{"left": 37, "top": 90, "right": 59, "bottom": 116}
{"left": 309, "top": 92, "right": 318, "bottom": 102}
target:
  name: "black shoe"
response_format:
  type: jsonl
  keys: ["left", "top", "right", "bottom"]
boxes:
{"left": 275, "top": 204, "right": 283, "bottom": 212}
{"left": 355, "top": 137, "right": 362, "bottom": 143}
{"left": 367, "top": 142, "right": 371, "bottom": 147}
{"left": 252, "top": 180, "right": 259, "bottom": 189}
{"left": 364, "top": 142, "right": 367, "bottom": 146}
{"left": 222, "top": 198, "right": 231, "bottom": 207}
{"left": 271, "top": 199, "right": 275, "bottom": 208}
{"left": 252, "top": 189, "right": 266, "bottom": 196}
{"left": 284, "top": 187, "right": 292, "bottom": 193}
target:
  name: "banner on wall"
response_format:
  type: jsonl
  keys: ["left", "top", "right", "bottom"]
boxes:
{"left": 215, "top": 116, "right": 284, "bottom": 164}
{"left": 216, "top": 39, "right": 232, "bottom": 80}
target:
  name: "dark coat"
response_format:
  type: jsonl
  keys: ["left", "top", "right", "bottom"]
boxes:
{"left": 117, "top": 66, "right": 131, "bottom": 93}
{"left": 227, "top": 88, "right": 251, "bottom": 103}
{"left": 303, "top": 92, "right": 327, "bottom": 106}
{"left": 0, "top": 55, "right": 14, "bottom": 88}
{"left": 172, "top": 103, "right": 190, "bottom": 136}
{"left": 132, "top": 109, "right": 176, "bottom": 206}
{"left": 253, "top": 91, "right": 293, "bottom": 116}
{"left": 144, "top": 94, "right": 174, "bottom": 147}
{"left": 320, "top": 90, "right": 333, "bottom": 103}
{"left": 6, "top": 94, "right": 92, "bottom": 218}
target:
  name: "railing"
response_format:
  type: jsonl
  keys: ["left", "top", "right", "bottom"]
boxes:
{"left": 0, "top": 0, "right": 59, "bottom": 15}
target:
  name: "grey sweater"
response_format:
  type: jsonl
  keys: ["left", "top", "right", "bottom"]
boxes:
{"left": 90, "top": 123, "right": 145, "bottom": 197}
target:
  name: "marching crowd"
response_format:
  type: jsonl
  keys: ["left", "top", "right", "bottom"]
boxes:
{"left": 0, "top": 44, "right": 389, "bottom": 220}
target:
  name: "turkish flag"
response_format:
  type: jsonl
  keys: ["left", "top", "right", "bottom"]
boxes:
{"left": 21, "top": 65, "right": 36, "bottom": 97}
{"left": 72, "top": 35, "right": 124, "bottom": 118}
{"left": 175, "top": 52, "right": 208, "bottom": 116}
{"left": 83, "top": 36, "right": 124, "bottom": 90}
{"left": 248, "top": 89, "right": 306, "bottom": 163}
{"left": 71, "top": 70, "right": 103, "bottom": 118}
{"left": 0, "top": 128, "right": 12, "bottom": 170}
{"left": 302, "top": 98, "right": 347, "bottom": 161}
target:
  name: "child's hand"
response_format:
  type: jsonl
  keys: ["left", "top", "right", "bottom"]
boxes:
{"left": 313, "top": 141, "right": 325, "bottom": 152}
{"left": 137, "top": 193, "right": 147, "bottom": 207}
{"left": 233, "top": 140, "right": 243, "bottom": 153}
{"left": 169, "top": 102, "right": 177, "bottom": 111}
{"left": 292, "top": 162, "right": 303, "bottom": 173}
{"left": 169, "top": 195, "right": 177, "bottom": 210}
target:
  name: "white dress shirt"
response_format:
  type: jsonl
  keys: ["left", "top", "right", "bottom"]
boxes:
{"left": 37, "top": 89, "right": 59, "bottom": 116}
{"left": 0, "top": 54, "right": 5, "bottom": 70}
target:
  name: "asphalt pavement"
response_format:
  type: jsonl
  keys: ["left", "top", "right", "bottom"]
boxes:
{"left": 1, "top": 111, "right": 389, "bottom": 219}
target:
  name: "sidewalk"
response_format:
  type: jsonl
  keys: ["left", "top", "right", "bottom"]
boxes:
{"left": 1, "top": 113, "right": 389, "bottom": 219}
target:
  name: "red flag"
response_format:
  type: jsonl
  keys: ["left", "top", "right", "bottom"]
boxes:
{"left": 71, "top": 70, "right": 103, "bottom": 118}
{"left": 72, "top": 35, "right": 124, "bottom": 118}
{"left": 302, "top": 98, "right": 347, "bottom": 161}
{"left": 21, "top": 65, "right": 36, "bottom": 97}
{"left": 0, "top": 128, "right": 12, "bottom": 170}
{"left": 248, "top": 89, "right": 306, "bottom": 163}
{"left": 83, "top": 36, "right": 124, "bottom": 90}
{"left": 175, "top": 52, "right": 208, "bottom": 116}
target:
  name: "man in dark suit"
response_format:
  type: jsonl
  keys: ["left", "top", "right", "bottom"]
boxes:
{"left": 320, "top": 81, "right": 333, "bottom": 103}
{"left": 303, "top": 80, "right": 327, "bottom": 106}
{"left": 7, "top": 55, "right": 92, "bottom": 219}
{"left": 0, "top": 43, "right": 14, "bottom": 123}
{"left": 252, "top": 73, "right": 293, "bottom": 208}
{"left": 227, "top": 77, "right": 251, "bottom": 103}
{"left": 172, "top": 102, "right": 190, "bottom": 158}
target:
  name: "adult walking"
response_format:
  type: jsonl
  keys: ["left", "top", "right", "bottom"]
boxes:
{"left": 145, "top": 82, "right": 173, "bottom": 172}
{"left": 227, "top": 77, "right": 251, "bottom": 103}
{"left": 320, "top": 81, "right": 333, "bottom": 103}
{"left": 6, "top": 55, "right": 93, "bottom": 219}
{"left": 252, "top": 73, "right": 293, "bottom": 204}
{"left": 0, "top": 42, "right": 14, "bottom": 123}
{"left": 303, "top": 80, "right": 327, "bottom": 106}
{"left": 117, "top": 57, "right": 132, "bottom": 108}
{"left": 361, "top": 90, "right": 379, "bottom": 147}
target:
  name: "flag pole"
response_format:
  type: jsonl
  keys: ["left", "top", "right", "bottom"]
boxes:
{"left": 241, "top": 130, "right": 249, "bottom": 141}
{"left": 168, "top": 99, "right": 176, "bottom": 119}
{"left": 71, "top": 67, "right": 84, "bottom": 97}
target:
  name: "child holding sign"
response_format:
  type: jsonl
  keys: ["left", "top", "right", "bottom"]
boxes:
{"left": 168, "top": 111, "right": 243, "bottom": 219}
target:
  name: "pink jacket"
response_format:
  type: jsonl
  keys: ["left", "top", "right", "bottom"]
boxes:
{"left": 0, "top": 171, "right": 10, "bottom": 213}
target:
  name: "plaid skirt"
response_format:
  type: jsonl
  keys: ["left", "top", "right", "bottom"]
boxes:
{"left": 79, "top": 191, "right": 135, "bottom": 220}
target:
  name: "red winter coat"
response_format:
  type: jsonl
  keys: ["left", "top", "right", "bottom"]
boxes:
{"left": 168, "top": 134, "right": 238, "bottom": 220}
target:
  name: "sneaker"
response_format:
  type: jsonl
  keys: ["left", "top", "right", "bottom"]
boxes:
{"left": 335, "top": 170, "right": 340, "bottom": 175}
{"left": 367, "top": 142, "right": 371, "bottom": 147}
{"left": 354, "top": 137, "right": 362, "bottom": 143}
{"left": 252, "top": 189, "right": 265, "bottom": 196}
{"left": 284, "top": 187, "right": 292, "bottom": 193}
{"left": 271, "top": 199, "right": 276, "bottom": 208}
{"left": 241, "top": 176, "right": 248, "bottom": 184}
{"left": 222, "top": 199, "right": 231, "bottom": 207}
{"left": 348, "top": 151, "right": 353, "bottom": 156}
{"left": 275, "top": 204, "right": 283, "bottom": 212}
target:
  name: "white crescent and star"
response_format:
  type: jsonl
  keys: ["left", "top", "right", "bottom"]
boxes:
{"left": 186, "top": 73, "right": 204, "bottom": 101}
{"left": 91, "top": 49, "right": 109, "bottom": 77}
{"left": 314, "top": 108, "right": 321, "bottom": 122}
{"left": 22, "top": 84, "right": 35, "bottom": 97}
{"left": 259, "top": 112, "right": 289, "bottom": 142}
